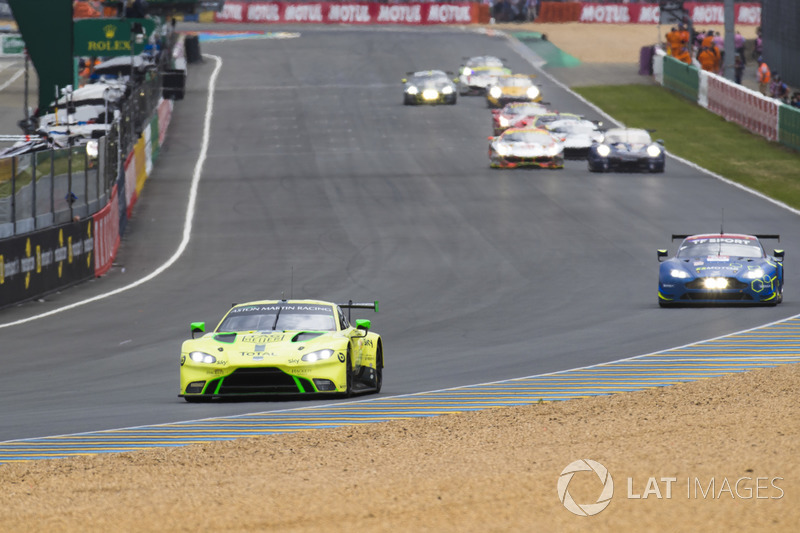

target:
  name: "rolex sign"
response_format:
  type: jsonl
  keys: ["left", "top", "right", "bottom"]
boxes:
{"left": 73, "top": 18, "right": 155, "bottom": 57}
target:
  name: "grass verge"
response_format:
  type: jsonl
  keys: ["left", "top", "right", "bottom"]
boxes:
{"left": 574, "top": 84, "right": 800, "bottom": 209}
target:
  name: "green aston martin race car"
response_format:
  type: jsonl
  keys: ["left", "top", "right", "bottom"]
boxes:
{"left": 179, "top": 299, "right": 383, "bottom": 402}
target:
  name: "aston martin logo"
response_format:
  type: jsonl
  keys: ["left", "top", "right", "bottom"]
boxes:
{"left": 103, "top": 24, "right": 116, "bottom": 39}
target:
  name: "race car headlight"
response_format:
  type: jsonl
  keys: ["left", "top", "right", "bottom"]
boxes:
{"left": 406, "top": 86, "right": 418, "bottom": 95}
{"left": 647, "top": 145, "right": 662, "bottom": 157}
{"left": 442, "top": 86, "right": 453, "bottom": 95}
{"left": 189, "top": 351, "right": 217, "bottom": 364}
{"left": 670, "top": 269, "right": 690, "bottom": 279}
{"left": 463, "top": 67, "right": 473, "bottom": 76}
{"left": 526, "top": 86, "right": 540, "bottom": 99}
{"left": 703, "top": 277, "right": 729, "bottom": 289}
{"left": 422, "top": 89, "right": 439, "bottom": 100}
{"left": 499, "top": 117, "right": 510, "bottom": 127}
{"left": 494, "top": 143, "right": 512, "bottom": 156}
{"left": 596, "top": 144, "right": 611, "bottom": 157}
{"left": 743, "top": 268, "right": 765, "bottom": 279}
{"left": 489, "top": 86, "right": 502, "bottom": 98}
{"left": 301, "top": 349, "right": 335, "bottom": 363}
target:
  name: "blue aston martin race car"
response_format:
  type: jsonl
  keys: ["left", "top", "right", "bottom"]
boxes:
{"left": 657, "top": 233, "right": 784, "bottom": 307}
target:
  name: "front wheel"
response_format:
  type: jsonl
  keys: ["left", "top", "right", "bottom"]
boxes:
{"left": 374, "top": 346, "right": 383, "bottom": 394}
{"left": 344, "top": 348, "right": 354, "bottom": 397}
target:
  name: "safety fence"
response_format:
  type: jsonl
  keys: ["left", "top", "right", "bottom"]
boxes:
{"left": 536, "top": 2, "right": 760, "bottom": 25}
{"left": 654, "top": 52, "right": 800, "bottom": 152}
{"left": 0, "top": 33, "right": 182, "bottom": 308}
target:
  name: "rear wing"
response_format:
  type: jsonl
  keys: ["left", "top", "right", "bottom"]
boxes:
{"left": 339, "top": 300, "right": 379, "bottom": 322}
{"left": 671, "top": 234, "right": 780, "bottom": 241}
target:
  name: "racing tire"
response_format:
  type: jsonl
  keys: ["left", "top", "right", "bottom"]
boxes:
{"left": 374, "top": 345, "right": 383, "bottom": 394}
{"left": 651, "top": 165, "right": 665, "bottom": 174}
{"left": 344, "top": 347, "right": 354, "bottom": 397}
{"left": 448, "top": 95, "right": 457, "bottom": 105}
{"left": 403, "top": 95, "right": 413, "bottom": 106}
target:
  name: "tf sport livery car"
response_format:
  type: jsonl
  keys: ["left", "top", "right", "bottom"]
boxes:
{"left": 180, "top": 299, "right": 383, "bottom": 401}
{"left": 657, "top": 234, "right": 784, "bottom": 307}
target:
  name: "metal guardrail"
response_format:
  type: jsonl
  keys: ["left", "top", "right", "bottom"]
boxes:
{"left": 0, "top": 33, "right": 172, "bottom": 239}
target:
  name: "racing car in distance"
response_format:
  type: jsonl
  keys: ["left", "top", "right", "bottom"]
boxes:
{"left": 486, "top": 74, "right": 541, "bottom": 108}
{"left": 587, "top": 127, "right": 665, "bottom": 173}
{"left": 488, "top": 127, "right": 564, "bottom": 169}
{"left": 491, "top": 102, "right": 550, "bottom": 136}
{"left": 179, "top": 299, "right": 383, "bottom": 401}
{"left": 459, "top": 64, "right": 512, "bottom": 95}
{"left": 545, "top": 117, "right": 604, "bottom": 159}
{"left": 657, "top": 234, "right": 784, "bottom": 307}
{"left": 402, "top": 70, "right": 458, "bottom": 105}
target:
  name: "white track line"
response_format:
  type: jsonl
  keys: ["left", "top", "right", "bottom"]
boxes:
{"left": 0, "top": 68, "right": 24, "bottom": 92}
{"left": 0, "top": 54, "right": 222, "bottom": 330}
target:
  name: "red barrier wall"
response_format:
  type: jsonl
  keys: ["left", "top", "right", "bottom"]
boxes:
{"left": 539, "top": 3, "right": 761, "bottom": 25}
{"left": 93, "top": 184, "right": 120, "bottom": 277}
{"left": 707, "top": 77, "right": 779, "bottom": 141}
{"left": 216, "top": 2, "right": 475, "bottom": 24}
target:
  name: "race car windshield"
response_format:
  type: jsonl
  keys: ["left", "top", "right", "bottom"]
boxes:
{"left": 218, "top": 304, "right": 337, "bottom": 332}
{"left": 605, "top": 130, "right": 651, "bottom": 144}
{"left": 468, "top": 57, "right": 502, "bottom": 67}
{"left": 499, "top": 77, "right": 533, "bottom": 88}
{"left": 677, "top": 240, "right": 763, "bottom": 258}
{"left": 475, "top": 67, "right": 506, "bottom": 75}
{"left": 414, "top": 71, "right": 447, "bottom": 80}
{"left": 507, "top": 104, "right": 545, "bottom": 116}
{"left": 550, "top": 122, "right": 596, "bottom": 133}
{"left": 502, "top": 132, "right": 553, "bottom": 144}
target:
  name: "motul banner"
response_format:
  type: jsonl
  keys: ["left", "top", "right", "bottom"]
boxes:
{"left": 216, "top": 2, "right": 475, "bottom": 25}
{"left": 578, "top": 3, "right": 760, "bottom": 25}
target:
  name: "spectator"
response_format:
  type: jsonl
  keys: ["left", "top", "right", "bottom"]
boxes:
{"left": 753, "top": 26, "right": 763, "bottom": 61}
{"left": 733, "top": 53, "right": 744, "bottom": 85}
{"left": 790, "top": 92, "right": 800, "bottom": 109}
{"left": 678, "top": 23, "right": 691, "bottom": 50}
{"left": 769, "top": 73, "right": 789, "bottom": 102}
{"left": 665, "top": 27, "right": 683, "bottom": 56}
{"left": 674, "top": 45, "right": 692, "bottom": 66}
{"left": 697, "top": 44, "right": 717, "bottom": 72}
{"left": 73, "top": 0, "right": 102, "bottom": 18}
{"left": 734, "top": 31, "right": 746, "bottom": 65}
{"left": 756, "top": 56, "right": 771, "bottom": 95}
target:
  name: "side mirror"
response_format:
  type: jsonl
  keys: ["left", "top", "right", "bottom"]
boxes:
{"left": 488, "top": 136, "right": 495, "bottom": 141}
{"left": 356, "top": 319, "right": 371, "bottom": 331}
{"left": 191, "top": 322, "right": 205, "bottom": 339}
{"left": 401, "top": 78, "right": 407, "bottom": 83}
{"left": 774, "top": 249, "right": 784, "bottom": 262}
{"left": 657, "top": 249, "right": 668, "bottom": 262}
{"left": 656, "top": 139, "right": 665, "bottom": 145}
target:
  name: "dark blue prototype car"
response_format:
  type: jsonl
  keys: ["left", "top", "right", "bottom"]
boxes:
{"left": 588, "top": 127, "right": 665, "bottom": 173}
{"left": 658, "top": 233, "right": 784, "bottom": 307}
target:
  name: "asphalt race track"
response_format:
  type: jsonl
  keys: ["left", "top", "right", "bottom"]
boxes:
{"left": 1, "top": 26, "right": 798, "bottom": 442}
